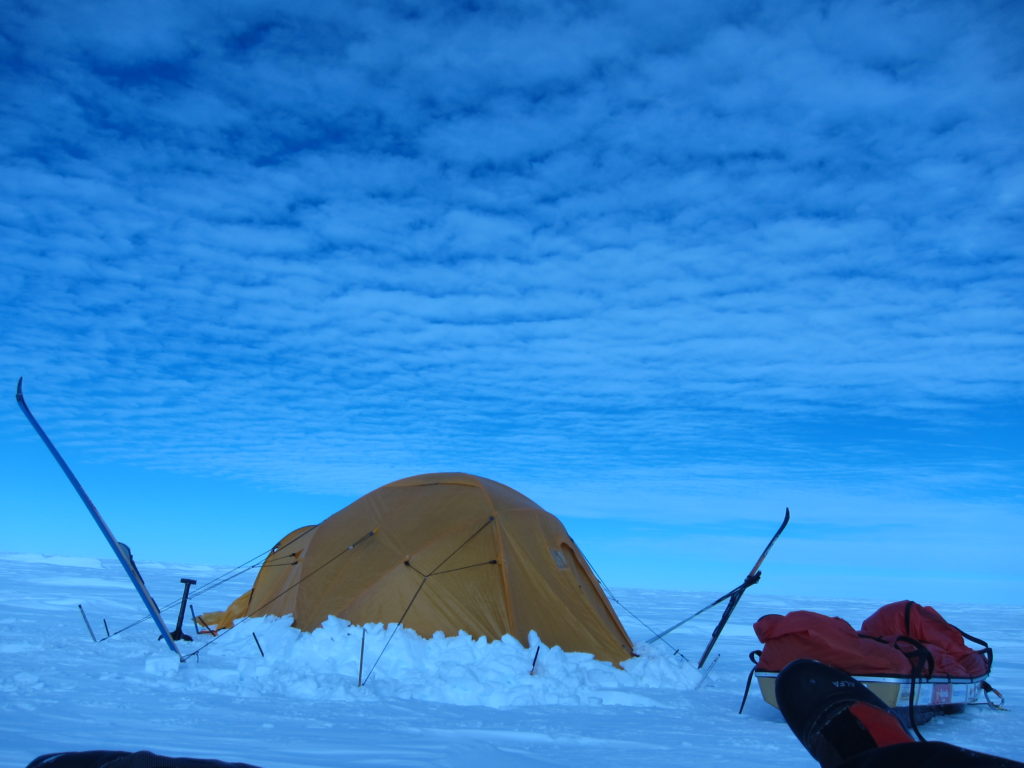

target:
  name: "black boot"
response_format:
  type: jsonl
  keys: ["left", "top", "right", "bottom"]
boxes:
{"left": 776, "top": 659, "right": 915, "bottom": 768}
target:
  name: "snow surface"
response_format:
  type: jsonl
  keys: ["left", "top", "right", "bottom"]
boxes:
{"left": 1, "top": 553, "right": 1021, "bottom": 767}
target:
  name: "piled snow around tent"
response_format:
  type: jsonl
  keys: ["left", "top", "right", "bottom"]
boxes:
{"left": 144, "top": 615, "right": 703, "bottom": 708}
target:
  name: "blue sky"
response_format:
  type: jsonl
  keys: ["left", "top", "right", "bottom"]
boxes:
{"left": 2, "top": 0, "right": 1022, "bottom": 607}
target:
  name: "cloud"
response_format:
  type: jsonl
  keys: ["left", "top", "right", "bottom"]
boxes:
{"left": 1, "top": 0, "right": 1021, "bottom": 541}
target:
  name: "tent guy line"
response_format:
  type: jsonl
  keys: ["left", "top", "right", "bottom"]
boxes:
{"left": 80, "top": 538, "right": 299, "bottom": 647}
{"left": 182, "top": 527, "right": 377, "bottom": 662}
{"left": 574, "top": 547, "right": 693, "bottom": 661}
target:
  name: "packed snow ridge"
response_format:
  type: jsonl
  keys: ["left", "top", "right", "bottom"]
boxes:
{"left": 142, "top": 616, "right": 705, "bottom": 708}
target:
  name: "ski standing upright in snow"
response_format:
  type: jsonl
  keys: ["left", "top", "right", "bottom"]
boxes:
{"left": 697, "top": 507, "right": 790, "bottom": 668}
{"left": 15, "top": 378, "right": 183, "bottom": 660}
{"left": 647, "top": 508, "right": 791, "bottom": 666}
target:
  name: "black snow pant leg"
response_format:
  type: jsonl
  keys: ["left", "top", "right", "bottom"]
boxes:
{"left": 839, "top": 742, "right": 1024, "bottom": 768}
{"left": 26, "top": 752, "right": 262, "bottom": 768}
{"left": 26, "top": 752, "right": 132, "bottom": 768}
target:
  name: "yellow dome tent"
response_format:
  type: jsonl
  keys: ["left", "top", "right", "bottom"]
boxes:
{"left": 201, "top": 473, "right": 634, "bottom": 664}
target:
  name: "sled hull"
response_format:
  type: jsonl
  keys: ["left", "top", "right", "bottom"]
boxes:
{"left": 756, "top": 670, "right": 986, "bottom": 714}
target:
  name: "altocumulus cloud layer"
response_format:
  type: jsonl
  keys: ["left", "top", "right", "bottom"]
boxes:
{"left": 1, "top": 0, "right": 1022, "bottom": 585}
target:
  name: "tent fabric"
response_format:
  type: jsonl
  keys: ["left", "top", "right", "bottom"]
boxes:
{"left": 201, "top": 473, "right": 634, "bottom": 664}
{"left": 199, "top": 525, "right": 316, "bottom": 632}
{"left": 753, "top": 611, "right": 913, "bottom": 675}
{"left": 753, "top": 602, "right": 991, "bottom": 679}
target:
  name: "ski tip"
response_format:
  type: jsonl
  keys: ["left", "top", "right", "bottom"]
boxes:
{"left": 16, "top": 377, "right": 24, "bottom": 401}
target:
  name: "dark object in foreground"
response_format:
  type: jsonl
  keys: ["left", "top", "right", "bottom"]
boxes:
{"left": 26, "top": 751, "right": 260, "bottom": 767}
{"left": 776, "top": 659, "right": 1022, "bottom": 768}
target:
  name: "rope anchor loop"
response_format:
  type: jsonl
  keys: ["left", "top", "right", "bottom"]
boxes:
{"left": 982, "top": 681, "right": 1007, "bottom": 711}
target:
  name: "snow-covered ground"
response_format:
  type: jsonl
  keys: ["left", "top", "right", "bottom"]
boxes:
{"left": 1, "top": 552, "right": 1021, "bottom": 767}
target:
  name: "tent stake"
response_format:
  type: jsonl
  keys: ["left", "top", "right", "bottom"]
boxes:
{"left": 196, "top": 614, "right": 217, "bottom": 636}
{"left": 530, "top": 647, "right": 541, "bottom": 676}
{"left": 78, "top": 605, "right": 97, "bottom": 643}
{"left": 252, "top": 632, "right": 265, "bottom": 658}
{"left": 697, "top": 653, "right": 719, "bottom": 689}
{"left": 358, "top": 628, "right": 366, "bottom": 687}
